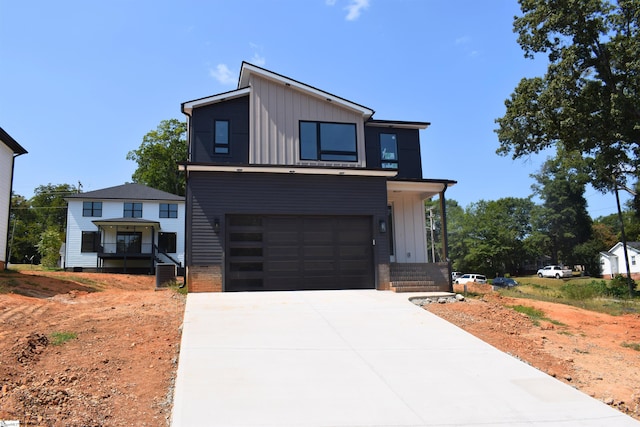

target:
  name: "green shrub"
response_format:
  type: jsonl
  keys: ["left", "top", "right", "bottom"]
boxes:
{"left": 50, "top": 331, "right": 77, "bottom": 346}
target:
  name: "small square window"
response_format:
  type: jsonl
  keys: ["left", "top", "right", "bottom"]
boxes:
{"left": 158, "top": 232, "right": 177, "bottom": 253}
{"left": 160, "top": 203, "right": 178, "bottom": 218}
{"left": 81, "top": 231, "right": 100, "bottom": 252}
{"left": 124, "top": 202, "right": 142, "bottom": 218}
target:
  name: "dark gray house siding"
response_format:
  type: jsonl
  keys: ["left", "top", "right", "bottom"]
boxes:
{"left": 186, "top": 171, "right": 389, "bottom": 289}
{"left": 364, "top": 126, "right": 423, "bottom": 179}
{"left": 190, "top": 95, "right": 249, "bottom": 164}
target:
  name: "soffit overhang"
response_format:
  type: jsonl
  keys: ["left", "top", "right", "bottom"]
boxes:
{"left": 387, "top": 179, "right": 456, "bottom": 200}
{"left": 180, "top": 163, "right": 397, "bottom": 178}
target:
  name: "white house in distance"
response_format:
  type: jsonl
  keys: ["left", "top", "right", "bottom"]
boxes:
{"left": 599, "top": 242, "right": 640, "bottom": 280}
{"left": 64, "top": 183, "right": 185, "bottom": 274}
{"left": 0, "top": 127, "right": 27, "bottom": 270}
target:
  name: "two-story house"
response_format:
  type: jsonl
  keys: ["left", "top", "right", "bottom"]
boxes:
{"left": 64, "top": 183, "right": 185, "bottom": 274}
{"left": 1, "top": 127, "right": 28, "bottom": 270}
{"left": 181, "top": 62, "right": 456, "bottom": 292}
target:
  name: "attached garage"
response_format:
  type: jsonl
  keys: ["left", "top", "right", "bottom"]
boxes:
{"left": 226, "top": 215, "right": 374, "bottom": 291}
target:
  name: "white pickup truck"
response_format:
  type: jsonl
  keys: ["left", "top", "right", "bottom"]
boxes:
{"left": 537, "top": 265, "right": 572, "bottom": 279}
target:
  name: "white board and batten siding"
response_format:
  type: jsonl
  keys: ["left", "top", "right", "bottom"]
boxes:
{"left": 248, "top": 74, "right": 367, "bottom": 168}
{"left": 388, "top": 192, "right": 429, "bottom": 263}
{"left": 0, "top": 143, "right": 14, "bottom": 264}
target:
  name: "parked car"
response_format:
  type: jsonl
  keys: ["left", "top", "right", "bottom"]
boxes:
{"left": 451, "top": 271, "right": 462, "bottom": 281}
{"left": 492, "top": 277, "right": 518, "bottom": 288}
{"left": 537, "top": 265, "right": 572, "bottom": 279}
{"left": 454, "top": 274, "right": 487, "bottom": 284}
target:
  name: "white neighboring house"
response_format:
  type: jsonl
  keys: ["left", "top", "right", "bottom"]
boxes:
{"left": 599, "top": 242, "right": 640, "bottom": 280}
{"left": 64, "top": 183, "right": 185, "bottom": 274}
{"left": 0, "top": 127, "right": 27, "bottom": 270}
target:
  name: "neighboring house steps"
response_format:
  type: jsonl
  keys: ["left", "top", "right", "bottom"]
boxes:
{"left": 389, "top": 262, "right": 450, "bottom": 293}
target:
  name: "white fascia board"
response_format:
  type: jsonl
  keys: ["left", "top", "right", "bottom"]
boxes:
{"left": 182, "top": 87, "right": 251, "bottom": 115}
{"left": 239, "top": 63, "right": 374, "bottom": 119}
{"left": 180, "top": 164, "right": 397, "bottom": 177}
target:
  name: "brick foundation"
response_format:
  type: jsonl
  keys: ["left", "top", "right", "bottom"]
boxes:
{"left": 377, "top": 263, "right": 390, "bottom": 290}
{"left": 187, "top": 265, "right": 223, "bottom": 292}
{"left": 389, "top": 262, "right": 451, "bottom": 293}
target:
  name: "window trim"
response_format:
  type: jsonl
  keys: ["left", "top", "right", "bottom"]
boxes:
{"left": 159, "top": 203, "right": 178, "bottom": 218}
{"left": 123, "top": 202, "right": 143, "bottom": 218}
{"left": 82, "top": 201, "right": 102, "bottom": 217}
{"left": 214, "top": 120, "right": 230, "bottom": 155}
{"left": 299, "top": 121, "right": 358, "bottom": 162}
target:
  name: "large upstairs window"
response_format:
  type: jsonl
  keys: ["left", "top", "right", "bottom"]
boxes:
{"left": 300, "top": 121, "right": 357, "bottom": 162}
{"left": 380, "top": 133, "right": 398, "bottom": 169}
{"left": 124, "top": 202, "right": 142, "bottom": 218}
{"left": 214, "top": 120, "right": 230, "bottom": 154}
{"left": 83, "top": 201, "right": 102, "bottom": 217}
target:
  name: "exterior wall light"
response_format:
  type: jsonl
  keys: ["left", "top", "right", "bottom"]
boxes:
{"left": 379, "top": 219, "right": 387, "bottom": 233}
{"left": 214, "top": 218, "right": 220, "bottom": 234}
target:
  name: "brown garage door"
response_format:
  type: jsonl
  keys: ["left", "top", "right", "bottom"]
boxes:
{"left": 226, "top": 215, "right": 374, "bottom": 291}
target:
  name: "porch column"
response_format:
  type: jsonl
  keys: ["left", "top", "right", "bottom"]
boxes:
{"left": 438, "top": 184, "right": 452, "bottom": 292}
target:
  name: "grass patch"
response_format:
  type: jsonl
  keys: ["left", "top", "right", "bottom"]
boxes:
{"left": 622, "top": 342, "right": 640, "bottom": 351}
{"left": 509, "top": 304, "right": 566, "bottom": 327}
{"left": 168, "top": 281, "right": 188, "bottom": 295}
{"left": 50, "top": 331, "right": 78, "bottom": 346}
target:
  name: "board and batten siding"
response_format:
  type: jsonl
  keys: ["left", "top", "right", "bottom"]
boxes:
{"left": 388, "top": 192, "right": 428, "bottom": 263}
{"left": 0, "top": 143, "right": 13, "bottom": 264}
{"left": 248, "top": 74, "right": 367, "bottom": 167}
{"left": 186, "top": 171, "right": 389, "bottom": 266}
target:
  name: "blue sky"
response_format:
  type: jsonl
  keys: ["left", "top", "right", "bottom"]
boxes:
{"left": 1, "top": 0, "right": 629, "bottom": 217}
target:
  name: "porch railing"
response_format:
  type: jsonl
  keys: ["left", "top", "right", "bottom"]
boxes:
{"left": 99, "top": 243, "right": 154, "bottom": 255}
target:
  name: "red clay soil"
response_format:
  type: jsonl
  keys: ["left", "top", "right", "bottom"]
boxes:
{"left": 0, "top": 270, "right": 185, "bottom": 426}
{"left": 427, "top": 283, "right": 640, "bottom": 421}
{"left": 1, "top": 272, "right": 640, "bottom": 424}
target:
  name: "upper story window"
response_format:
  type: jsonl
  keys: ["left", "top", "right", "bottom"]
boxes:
{"left": 380, "top": 133, "right": 398, "bottom": 169}
{"left": 300, "top": 121, "right": 357, "bottom": 162}
{"left": 160, "top": 203, "right": 178, "bottom": 218}
{"left": 214, "top": 120, "right": 230, "bottom": 154}
{"left": 124, "top": 202, "right": 142, "bottom": 218}
{"left": 83, "top": 201, "right": 102, "bottom": 217}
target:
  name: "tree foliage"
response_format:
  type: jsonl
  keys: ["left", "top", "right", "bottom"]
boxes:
{"left": 127, "top": 119, "right": 187, "bottom": 196}
{"left": 496, "top": 0, "right": 640, "bottom": 195}
{"left": 529, "top": 153, "right": 593, "bottom": 265}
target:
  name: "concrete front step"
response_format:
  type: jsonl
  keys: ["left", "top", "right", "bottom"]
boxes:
{"left": 390, "top": 281, "right": 448, "bottom": 293}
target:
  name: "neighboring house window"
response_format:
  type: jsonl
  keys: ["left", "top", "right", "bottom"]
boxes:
{"left": 214, "top": 120, "right": 230, "bottom": 154}
{"left": 380, "top": 133, "right": 398, "bottom": 169}
{"left": 300, "top": 121, "right": 357, "bottom": 162}
{"left": 124, "top": 202, "right": 142, "bottom": 218}
{"left": 632, "top": 256, "right": 636, "bottom": 266}
{"left": 160, "top": 203, "right": 178, "bottom": 218}
{"left": 83, "top": 202, "right": 102, "bottom": 217}
{"left": 81, "top": 231, "right": 100, "bottom": 253}
{"left": 158, "top": 232, "right": 177, "bottom": 253}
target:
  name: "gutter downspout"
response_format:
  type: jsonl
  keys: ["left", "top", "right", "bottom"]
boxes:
{"left": 5, "top": 152, "right": 25, "bottom": 270}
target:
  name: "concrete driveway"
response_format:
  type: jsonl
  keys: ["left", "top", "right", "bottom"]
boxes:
{"left": 171, "top": 290, "right": 639, "bottom": 426}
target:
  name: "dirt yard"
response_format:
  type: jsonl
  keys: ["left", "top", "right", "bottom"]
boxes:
{"left": 427, "top": 283, "right": 640, "bottom": 421}
{"left": 1, "top": 271, "right": 639, "bottom": 425}
{"left": 0, "top": 270, "right": 185, "bottom": 426}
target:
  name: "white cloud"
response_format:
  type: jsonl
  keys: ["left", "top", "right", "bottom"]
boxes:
{"left": 251, "top": 53, "right": 266, "bottom": 66}
{"left": 209, "top": 64, "right": 236, "bottom": 85}
{"left": 325, "top": 0, "right": 337, "bottom": 5}
{"left": 344, "top": 0, "right": 370, "bottom": 21}
{"left": 455, "top": 36, "right": 470, "bottom": 45}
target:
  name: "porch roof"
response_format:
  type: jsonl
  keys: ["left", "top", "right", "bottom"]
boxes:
{"left": 92, "top": 218, "right": 161, "bottom": 229}
{"left": 387, "top": 179, "right": 457, "bottom": 200}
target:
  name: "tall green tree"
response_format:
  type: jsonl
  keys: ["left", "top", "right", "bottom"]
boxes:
{"left": 8, "top": 193, "right": 38, "bottom": 264}
{"left": 529, "top": 153, "right": 593, "bottom": 265}
{"left": 30, "top": 183, "right": 78, "bottom": 232}
{"left": 495, "top": 0, "right": 640, "bottom": 197}
{"left": 127, "top": 119, "right": 187, "bottom": 196}
{"left": 425, "top": 198, "right": 465, "bottom": 263}
{"left": 459, "top": 197, "right": 535, "bottom": 277}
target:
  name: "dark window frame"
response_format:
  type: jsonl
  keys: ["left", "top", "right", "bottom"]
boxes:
{"left": 123, "top": 202, "right": 143, "bottom": 218}
{"left": 380, "top": 133, "right": 399, "bottom": 169}
{"left": 81, "top": 231, "right": 100, "bottom": 253}
{"left": 158, "top": 232, "right": 177, "bottom": 253}
{"left": 214, "top": 120, "right": 230, "bottom": 155}
{"left": 299, "top": 121, "right": 358, "bottom": 162}
{"left": 82, "top": 201, "right": 102, "bottom": 217}
{"left": 116, "top": 231, "right": 142, "bottom": 253}
{"left": 159, "top": 203, "right": 178, "bottom": 218}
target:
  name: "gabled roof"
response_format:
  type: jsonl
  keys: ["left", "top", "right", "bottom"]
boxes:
{"left": 66, "top": 183, "right": 183, "bottom": 201}
{"left": 605, "top": 241, "right": 640, "bottom": 255}
{"left": 182, "top": 62, "right": 375, "bottom": 119}
{"left": 0, "top": 127, "right": 27, "bottom": 155}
